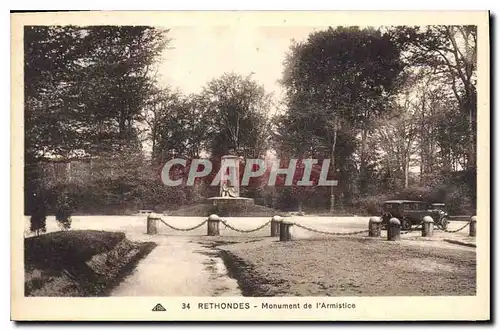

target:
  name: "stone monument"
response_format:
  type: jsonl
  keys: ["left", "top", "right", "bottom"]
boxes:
{"left": 219, "top": 155, "right": 240, "bottom": 198}
{"left": 206, "top": 155, "right": 254, "bottom": 207}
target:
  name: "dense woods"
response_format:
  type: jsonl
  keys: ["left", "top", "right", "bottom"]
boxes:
{"left": 25, "top": 25, "right": 477, "bottom": 224}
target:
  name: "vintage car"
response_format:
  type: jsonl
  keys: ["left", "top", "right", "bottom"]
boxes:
{"left": 380, "top": 200, "right": 449, "bottom": 230}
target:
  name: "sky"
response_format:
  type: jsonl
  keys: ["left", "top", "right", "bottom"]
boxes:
{"left": 155, "top": 26, "right": 327, "bottom": 105}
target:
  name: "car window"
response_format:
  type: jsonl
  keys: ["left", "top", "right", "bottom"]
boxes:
{"left": 403, "top": 204, "right": 410, "bottom": 210}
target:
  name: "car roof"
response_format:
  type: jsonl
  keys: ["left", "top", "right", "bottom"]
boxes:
{"left": 383, "top": 200, "right": 427, "bottom": 204}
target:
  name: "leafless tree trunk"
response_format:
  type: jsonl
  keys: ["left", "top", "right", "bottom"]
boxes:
{"left": 329, "top": 119, "right": 338, "bottom": 213}
{"left": 359, "top": 127, "right": 368, "bottom": 195}
{"left": 404, "top": 153, "right": 409, "bottom": 188}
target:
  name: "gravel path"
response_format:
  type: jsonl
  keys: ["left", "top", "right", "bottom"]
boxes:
{"left": 110, "top": 234, "right": 241, "bottom": 296}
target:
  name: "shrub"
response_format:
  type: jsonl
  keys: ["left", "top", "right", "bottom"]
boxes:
{"left": 30, "top": 202, "right": 47, "bottom": 236}
{"left": 55, "top": 194, "right": 72, "bottom": 230}
{"left": 352, "top": 195, "right": 388, "bottom": 216}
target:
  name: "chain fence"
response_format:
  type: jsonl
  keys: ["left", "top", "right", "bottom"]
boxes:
{"left": 154, "top": 216, "right": 271, "bottom": 234}
{"left": 158, "top": 218, "right": 208, "bottom": 232}
{"left": 293, "top": 222, "right": 369, "bottom": 236}
{"left": 153, "top": 215, "right": 369, "bottom": 237}
{"left": 149, "top": 214, "right": 473, "bottom": 238}
{"left": 220, "top": 219, "right": 271, "bottom": 233}
{"left": 392, "top": 219, "right": 471, "bottom": 234}
{"left": 436, "top": 221, "right": 471, "bottom": 233}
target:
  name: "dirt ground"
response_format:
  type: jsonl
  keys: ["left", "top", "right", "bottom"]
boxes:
{"left": 214, "top": 236, "right": 476, "bottom": 297}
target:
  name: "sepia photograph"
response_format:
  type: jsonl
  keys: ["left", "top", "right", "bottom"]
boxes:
{"left": 10, "top": 11, "right": 490, "bottom": 321}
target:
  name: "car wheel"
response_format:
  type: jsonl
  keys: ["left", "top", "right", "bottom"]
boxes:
{"left": 401, "top": 218, "right": 412, "bottom": 231}
{"left": 382, "top": 213, "right": 391, "bottom": 229}
{"left": 440, "top": 217, "right": 449, "bottom": 230}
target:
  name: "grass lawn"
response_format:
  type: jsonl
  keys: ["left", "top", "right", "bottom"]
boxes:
{"left": 217, "top": 236, "right": 476, "bottom": 296}
{"left": 25, "top": 230, "right": 155, "bottom": 296}
{"left": 25, "top": 230, "right": 126, "bottom": 270}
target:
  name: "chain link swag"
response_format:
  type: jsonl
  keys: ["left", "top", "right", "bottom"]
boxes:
{"left": 293, "top": 222, "right": 369, "bottom": 236}
{"left": 158, "top": 219, "right": 208, "bottom": 231}
{"left": 436, "top": 221, "right": 471, "bottom": 233}
{"left": 220, "top": 219, "right": 271, "bottom": 233}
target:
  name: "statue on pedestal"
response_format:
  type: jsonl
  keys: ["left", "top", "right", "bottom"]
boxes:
{"left": 206, "top": 155, "right": 254, "bottom": 208}
{"left": 219, "top": 155, "right": 240, "bottom": 198}
{"left": 220, "top": 183, "right": 238, "bottom": 198}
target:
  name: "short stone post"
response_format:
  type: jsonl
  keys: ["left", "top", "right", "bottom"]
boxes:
{"left": 146, "top": 214, "right": 159, "bottom": 235}
{"left": 270, "top": 215, "right": 281, "bottom": 237}
{"left": 422, "top": 216, "right": 434, "bottom": 237}
{"left": 279, "top": 220, "right": 293, "bottom": 241}
{"left": 207, "top": 214, "right": 220, "bottom": 236}
{"left": 387, "top": 218, "right": 401, "bottom": 241}
{"left": 368, "top": 217, "right": 382, "bottom": 237}
{"left": 469, "top": 216, "right": 477, "bottom": 237}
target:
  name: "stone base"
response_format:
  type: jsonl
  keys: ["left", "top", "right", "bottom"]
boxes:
{"left": 205, "top": 197, "right": 255, "bottom": 207}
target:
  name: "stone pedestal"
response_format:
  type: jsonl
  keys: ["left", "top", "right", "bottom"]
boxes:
{"left": 279, "top": 220, "right": 293, "bottom": 241}
{"left": 205, "top": 155, "right": 258, "bottom": 217}
{"left": 387, "top": 218, "right": 401, "bottom": 241}
{"left": 469, "top": 216, "right": 477, "bottom": 237}
{"left": 205, "top": 196, "right": 255, "bottom": 206}
{"left": 147, "top": 215, "right": 159, "bottom": 235}
{"left": 271, "top": 215, "right": 281, "bottom": 237}
{"left": 422, "top": 216, "right": 434, "bottom": 237}
{"left": 368, "top": 217, "right": 382, "bottom": 237}
{"left": 207, "top": 214, "right": 220, "bottom": 236}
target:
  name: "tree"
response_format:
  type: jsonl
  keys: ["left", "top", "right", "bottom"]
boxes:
{"left": 393, "top": 25, "right": 477, "bottom": 169}
{"left": 25, "top": 26, "right": 168, "bottom": 160}
{"left": 142, "top": 88, "right": 180, "bottom": 161}
{"left": 201, "top": 73, "right": 272, "bottom": 159}
{"left": 24, "top": 26, "right": 169, "bottom": 214}
{"left": 374, "top": 94, "right": 419, "bottom": 189}
{"left": 55, "top": 192, "right": 72, "bottom": 230}
{"left": 278, "top": 26, "right": 404, "bottom": 211}
{"left": 146, "top": 91, "right": 212, "bottom": 163}
{"left": 29, "top": 194, "right": 47, "bottom": 236}
{"left": 80, "top": 26, "right": 168, "bottom": 154}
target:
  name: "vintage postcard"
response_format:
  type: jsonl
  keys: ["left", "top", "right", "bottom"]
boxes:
{"left": 11, "top": 11, "right": 490, "bottom": 321}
